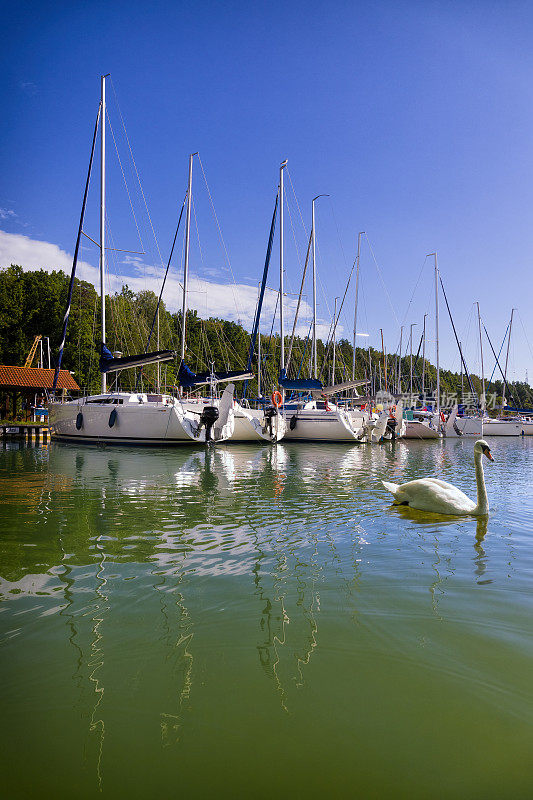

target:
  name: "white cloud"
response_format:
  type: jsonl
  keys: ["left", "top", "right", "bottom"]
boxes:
{"left": 0, "top": 229, "right": 341, "bottom": 338}
{"left": 0, "top": 229, "right": 99, "bottom": 285}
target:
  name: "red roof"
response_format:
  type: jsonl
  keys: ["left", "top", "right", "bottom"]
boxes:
{"left": 0, "top": 365, "right": 80, "bottom": 391}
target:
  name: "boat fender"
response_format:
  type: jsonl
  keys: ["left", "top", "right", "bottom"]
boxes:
{"left": 76, "top": 412, "right": 83, "bottom": 430}
{"left": 289, "top": 414, "right": 297, "bottom": 431}
{"left": 108, "top": 408, "right": 117, "bottom": 428}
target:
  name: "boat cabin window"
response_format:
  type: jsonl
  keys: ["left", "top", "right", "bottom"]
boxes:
{"left": 86, "top": 398, "right": 123, "bottom": 404}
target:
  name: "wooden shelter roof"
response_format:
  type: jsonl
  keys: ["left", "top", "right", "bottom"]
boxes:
{"left": 0, "top": 365, "right": 80, "bottom": 391}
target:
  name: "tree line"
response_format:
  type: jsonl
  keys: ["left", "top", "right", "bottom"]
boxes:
{"left": 1, "top": 265, "right": 532, "bottom": 409}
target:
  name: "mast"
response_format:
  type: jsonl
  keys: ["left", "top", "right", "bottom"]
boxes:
{"left": 279, "top": 160, "right": 287, "bottom": 376}
{"left": 156, "top": 308, "right": 160, "bottom": 392}
{"left": 100, "top": 74, "right": 107, "bottom": 394}
{"left": 422, "top": 313, "right": 427, "bottom": 400}
{"left": 257, "top": 319, "right": 261, "bottom": 398}
{"left": 332, "top": 297, "right": 339, "bottom": 385}
{"left": 380, "top": 328, "right": 387, "bottom": 393}
{"left": 434, "top": 254, "right": 440, "bottom": 416}
{"left": 476, "top": 301, "right": 485, "bottom": 413}
{"left": 501, "top": 308, "right": 515, "bottom": 410}
{"left": 352, "top": 231, "right": 364, "bottom": 381}
{"left": 368, "top": 344, "right": 373, "bottom": 400}
{"left": 460, "top": 340, "right": 464, "bottom": 401}
{"left": 180, "top": 153, "right": 195, "bottom": 363}
{"left": 409, "top": 323, "right": 416, "bottom": 403}
{"left": 397, "top": 326, "right": 403, "bottom": 394}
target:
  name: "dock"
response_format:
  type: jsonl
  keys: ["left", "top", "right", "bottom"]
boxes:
{"left": 1, "top": 424, "right": 50, "bottom": 443}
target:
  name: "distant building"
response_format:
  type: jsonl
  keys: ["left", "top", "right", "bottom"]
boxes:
{"left": 0, "top": 366, "right": 80, "bottom": 421}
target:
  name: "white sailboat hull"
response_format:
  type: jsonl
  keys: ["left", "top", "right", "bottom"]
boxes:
{"left": 454, "top": 416, "right": 483, "bottom": 436}
{"left": 403, "top": 420, "right": 441, "bottom": 439}
{"left": 483, "top": 419, "right": 522, "bottom": 436}
{"left": 182, "top": 400, "right": 285, "bottom": 442}
{"left": 49, "top": 393, "right": 233, "bottom": 445}
{"left": 283, "top": 409, "right": 365, "bottom": 442}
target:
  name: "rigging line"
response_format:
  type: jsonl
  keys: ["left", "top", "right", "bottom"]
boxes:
{"left": 285, "top": 167, "right": 308, "bottom": 235}
{"left": 364, "top": 234, "right": 401, "bottom": 328}
{"left": 517, "top": 310, "right": 533, "bottom": 362}
{"left": 144, "top": 193, "right": 187, "bottom": 355}
{"left": 191, "top": 192, "right": 205, "bottom": 270}
{"left": 487, "top": 323, "right": 510, "bottom": 386}
{"left": 401, "top": 256, "right": 429, "bottom": 327}
{"left": 196, "top": 153, "right": 242, "bottom": 321}
{"left": 105, "top": 109, "right": 144, "bottom": 253}
{"left": 439, "top": 275, "right": 478, "bottom": 402}
{"left": 482, "top": 321, "right": 517, "bottom": 406}
{"left": 318, "top": 259, "right": 357, "bottom": 381}
{"left": 109, "top": 77, "right": 165, "bottom": 270}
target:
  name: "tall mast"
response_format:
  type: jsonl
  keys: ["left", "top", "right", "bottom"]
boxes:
{"left": 397, "top": 326, "right": 403, "bottom": 394}
{"left": 100, "top": 74, "right": 107, "bottom": 394}
{"left": 257, "top": 317, "right": 261, "bottom": 398}
{"left": 352, "top": 231, "right": 364, "bottom": 381}
{"left": 311, "top": 194, "right": 328, "bottom": 379}
{"left": 409, "top": 323, "right": 416, "bottom": 403}
{"left": 427, "top": 253, "right": 440, "bottom": 415}
{"left": 434, "top": 254, "right": 440, "bottom": 416}
{"left": 476, "top": 301, "right": 485, "bottom": 413}
{"left": 180, "top": 153, "right": 195, "bottom": 363}
{"left": 156, "top": 308, "right": 160, "bottom": 392}
{"left": 460, "top": 340, "right": 464, "bottom": 400}
{"left": 422, "top": 312, "right": 427, "bottom": 399}
{"left": 279, "top": 160, "right": 287, "bottom": 374}
{"left": 332, "top": 297, "right": 339, "bottom": 385}
{"left": 501, "top": 308, "right": 515, "bottom": 410}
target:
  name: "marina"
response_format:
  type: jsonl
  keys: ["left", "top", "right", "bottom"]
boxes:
{"left": 2, "top": 3, "right": 533, "bottom": 798}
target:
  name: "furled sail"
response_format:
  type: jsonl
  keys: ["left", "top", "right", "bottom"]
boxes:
{"left": 278, "top": 368, "right": 323, "bottom": 391}
{"left": 178, "top": 361, "right": 253, "bottom": 389}
{"left": 99, "top": 343, "right": 176, "bottom": 373}
{"left": 311, "top": 379, "right": 369, "bottom": 397}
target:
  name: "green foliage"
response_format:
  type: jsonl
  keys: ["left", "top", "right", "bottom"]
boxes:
{"left": 1, "top": 265, "right": 532, "bottom": 408}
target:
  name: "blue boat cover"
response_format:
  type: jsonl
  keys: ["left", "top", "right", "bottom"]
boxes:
{"left": 100, "top": 343, "right": 175, "bottom": 373}
{"left": 178, "top": 361, "right": 252, "bottom": 388}
{"left": 278, "top": 368, "right": 322, "bottom": 391}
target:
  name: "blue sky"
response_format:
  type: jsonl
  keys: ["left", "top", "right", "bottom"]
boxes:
{"left": 1, "top": 0, "right": 533, "bottom": 382}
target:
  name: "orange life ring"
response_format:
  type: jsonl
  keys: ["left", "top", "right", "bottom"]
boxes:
{"left": 272, "top": 391, "right": 283, "bottom": 408}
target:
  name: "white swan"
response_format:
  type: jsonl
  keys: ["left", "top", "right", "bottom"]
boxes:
{"left": 382, "top": 439, "right": 494, "bottom": 515}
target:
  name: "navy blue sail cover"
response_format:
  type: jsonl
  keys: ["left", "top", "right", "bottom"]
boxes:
{"left": 278, "top": 368, "right": 322, "bottom": 391}
{"left": 178, "top": 360, "right": 252, "bottom": 388}
{"left": 100, "top": 343, "right": 176, "bottom": 373}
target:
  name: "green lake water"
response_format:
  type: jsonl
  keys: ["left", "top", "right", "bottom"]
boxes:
{"left": 1, "top": 437, "right": 532, "bottom": 798}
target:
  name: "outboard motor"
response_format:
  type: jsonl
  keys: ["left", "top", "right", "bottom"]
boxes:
{"left": 199, "top": 405, "right": 219, "bottom": 442}
{"left": 386, "top": 415, "right": 397, "bottom": 440}
{"left": 263, "top": 406, "right": 277, "bottom": 437}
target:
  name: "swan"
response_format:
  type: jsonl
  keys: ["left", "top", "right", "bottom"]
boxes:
{"left": 382, "top": 439, "right": 494, "bottom": 515}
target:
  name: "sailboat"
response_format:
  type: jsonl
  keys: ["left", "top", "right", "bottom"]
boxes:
{"left": 177, "top": 166, "right": 286, "bottom": 443}
{"left": 273, "top": 173, "right": 375, "bottom": 443}
{"left": 481, "top": 308, "right": 522, "bottom": 437}
{"left": 403, "top": 254, "right": 442, "bottom": 440}
{"left": 49, "top": 76, "right": 235, "bottom": 445}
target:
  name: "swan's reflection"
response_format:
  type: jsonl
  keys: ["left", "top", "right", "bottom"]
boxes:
{"left": 473, "top": 515, "right": 490, "bottom": 583}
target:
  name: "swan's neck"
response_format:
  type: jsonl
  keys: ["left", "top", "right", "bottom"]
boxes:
{"left": 474, "top": 451, "right": 489, "bottom": 514}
